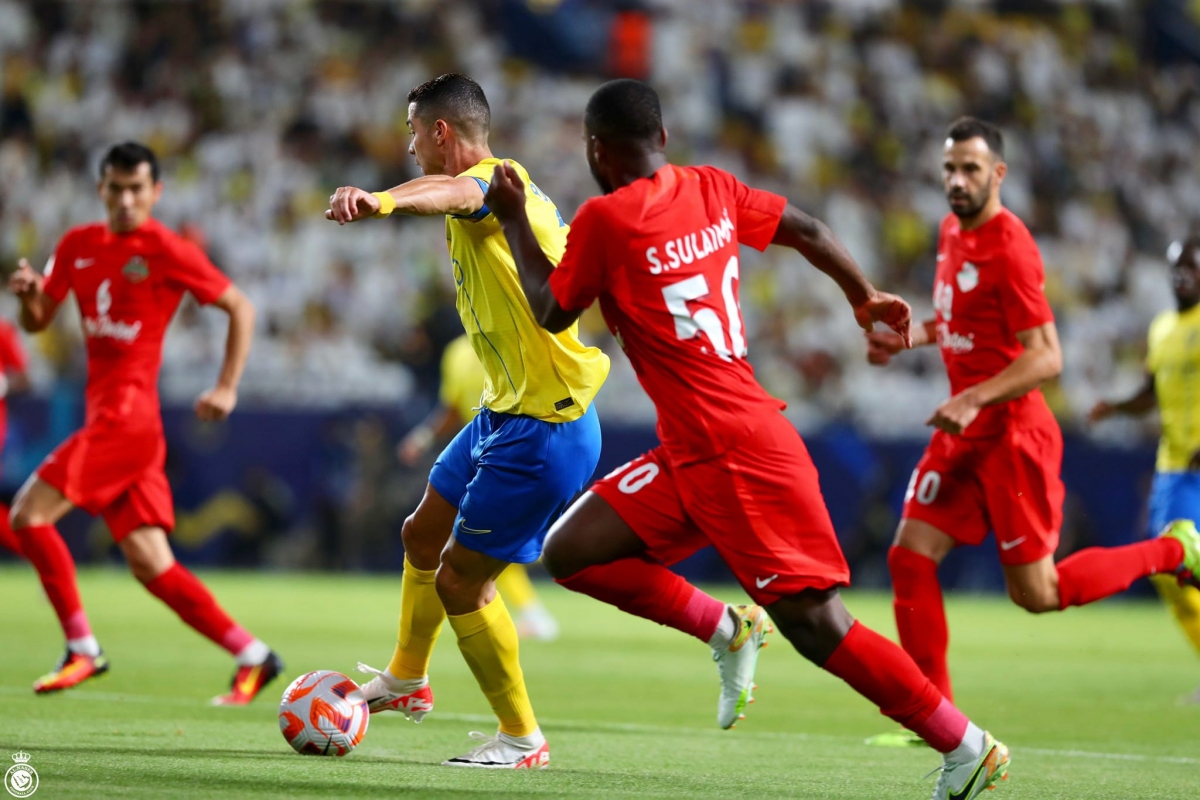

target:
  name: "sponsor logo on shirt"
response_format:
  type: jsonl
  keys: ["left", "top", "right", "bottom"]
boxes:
{"left": 936, "top": 322, "right": 975, "bottom": 354}
{"left": 84, "top": 278, "right": 142, "bottom": 343}
{"left": 83, "top": 316, "right": 142, "bottom": 343}
{"left": 645, "top": 208, "right": 735, "bottom": 274}
{"left": 74, "top": 257, "right": 95, "bottom": 269}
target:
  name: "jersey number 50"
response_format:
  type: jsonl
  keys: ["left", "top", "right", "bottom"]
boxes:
{"left": 661, "top": 256, "right": 746, "bottom": 362}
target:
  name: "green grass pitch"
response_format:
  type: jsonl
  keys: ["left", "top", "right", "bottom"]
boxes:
{"left": 0, "top": 566, "right": 1195, "bottom": 798}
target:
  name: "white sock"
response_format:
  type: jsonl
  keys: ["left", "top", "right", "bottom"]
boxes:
{"left": 498, "top": 727, "right": 544, "bottom": 749}
{"left": 68, "top": 636, "right": 101, "bottom": 657}
{"left": 948, "top": 722, "right": 986, "bottom": 763}
{"left": 707, "top": 606, "right": 739, "bottom": 649}
{"left": 235, "top": 639, "right": 271, "bottom": 667}
{"left": 382, "top": 668, "right": 428, "bottom": 695}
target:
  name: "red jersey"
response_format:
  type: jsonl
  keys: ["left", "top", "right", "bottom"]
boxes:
{"left": 933, "top": 208, "right": 1055, "bottom": 438}
{"left": 549, "top": 164, "right": 786, "bottom": 465}
{"left": 0, "top": 319, "right": 27, "bottom": 450}
{"left": 43, "top": 218, "right": 231, "bottom": 423}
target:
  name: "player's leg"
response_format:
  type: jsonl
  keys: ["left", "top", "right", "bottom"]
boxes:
{"left": 435, "top": 405, "right": 600, "bottom": 769}
{"left": 437, "top": 538, "right": 548, "bottom": 769}
{"left": 689, "top": 415, "right": 1008, "bottom": 795}
{"left": 356, "top": 483, "right": 458, "bottom": 718}
{"left": 106, "top": 467, "right": 282, "bottom": 704}
{"left": 0, "top": 497, "right": 22, "bottom": 556}
{"left": 889, "top": 435, "right": 991, "bottom": 705}
{"left": 11, "top": 474, "right": 105, "bottom": 692}
{"left": 989, "top": 426, "right": 1194, "bottom": 612}
{"left": 543, "top": 478, "right": 731, "bottom": 648}
{"left": 545, "top": 457, "right": 762, "bottom": 730}
{"left": 495, "top": 563, "right": 558, "bottom": 641}
{"left": 357, "top": 419, "right": 475, "bottom": 720}
{"left": 764, "top": 588, "right": 1008, "bottom": 797}
{"left": 1144, "top": 472, "right": 1200, "bottom": 701}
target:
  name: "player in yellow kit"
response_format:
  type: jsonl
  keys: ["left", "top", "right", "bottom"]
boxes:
{"left": 326, "top": 74, "right": 609, "bottom": 767}
{"left": 398, "top": 334, "right": 559, "bottom": 642}
{"left": 1091, "top": 235, "right": 1200, "bottom": 702}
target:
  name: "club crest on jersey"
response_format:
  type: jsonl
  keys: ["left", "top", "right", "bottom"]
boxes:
{"left": 122, "top": 256, "right": 149, "bottom": 283}
{"left": 956, "top": 262, "right": 979, "bottom": 293}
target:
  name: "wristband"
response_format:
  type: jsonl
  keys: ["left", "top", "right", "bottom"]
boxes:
{"left": 372, "top": 191, "right": 397, "bottom": 218}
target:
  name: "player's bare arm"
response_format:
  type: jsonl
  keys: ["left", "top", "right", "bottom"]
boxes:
{"left": 772, "top": 204, "right": 913, "bottom": 347}
{"left": 485, "top": 161, "right": 580, "bottom": 333}
{"left": 9, "top": 257, "right": 61, "bottom": 332}
{"left": 195, "top": 284, "right": 255, "bottom": 422}
{"left": 1088, "top": 372, "right": 1156, "bottom": 424}
{"left": 866, "top": 319, "right": 938, "bottom": 365}
{"left": 927, "top": 321, "right": 1062, "bottom": 434}
{"left": 398, "top": 404, "right": 465, "bottom": 467}
{"left": 325, "top": 176, "right": 485, "bottom": 224}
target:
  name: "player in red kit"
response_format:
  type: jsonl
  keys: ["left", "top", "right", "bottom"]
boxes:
{"left": 8, "top": 142, "right": 282, "bottom": 703}
{"left": 864, "top": 118, "right": 1200, "bottom": 744}
{"left": 0, "top": 317, "right": 30, "bottom": 556}
{"left": 486, "top": 81, "right": 1010, "bottom": 799}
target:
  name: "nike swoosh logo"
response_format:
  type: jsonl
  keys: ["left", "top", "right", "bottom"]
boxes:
{"left": 237, "top": 665, "right": 262, "bottom": 697}
{"left": 999, "top": 536, "right": 1027, "bottom": 552}
{"left": 458, "top": 523, "right": 492, "bottom": 534}
{"left": 948, "top": 756, "right": 988, "bottom": 800}
{"left": 936, "top": 253, "right": 946, "bottom": 261}
{"left": 74, "top": 258, "right": 95, "bottom": 269}
{"left": 755, "top": 574, "right": 779, "bottom": 589}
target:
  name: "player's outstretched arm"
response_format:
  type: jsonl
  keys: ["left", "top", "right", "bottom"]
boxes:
{"left": 325, "top": 177, "right": 485, "bottom": 224}
{"left": 772, "top": 204, "right": 912, "bottom": 346}
{"left": 1088, "top": 372, "right": 1156, "bottom": 424}
{"left": 866, "top": 319, "right": 938, "bottom": 365}
{"left": 9, "top": 258, "right": 60, "bottom": 333}
{"left": 195, "top": 285, "right": 256, "bottom": 422}
{"left": 484, "top": 162, "right": 580, "bottom": 332}
{"left": 927, "top": 321, "right": 1062, "bottom": 434}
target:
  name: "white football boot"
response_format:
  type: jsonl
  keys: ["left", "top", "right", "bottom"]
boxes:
{"left": 356, "top": 663, "right": 434, "bottom": 721}
{"left": 713, "top": 604, "right": 772, "bottom": 729}
{"left": 443, "top": 729, "right": 550, "bottom": 769}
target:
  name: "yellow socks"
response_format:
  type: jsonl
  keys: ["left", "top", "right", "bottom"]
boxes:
{"left": 495, "top": 563, "right": 537, "bottom": 610}
{"left": 447, "top": 593, "right": 538, "bottom": 737}
{"left": 387, "top": 557, "right": 446, "bottom": 680}
{"left": 1152, "top": 574, "right": 1200, "bottom": 657}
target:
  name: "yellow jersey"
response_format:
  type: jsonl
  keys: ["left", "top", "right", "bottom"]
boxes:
{"left": 1147, "top": 304, "right": 1200, "bottom": 471}
{"left": 439, "top": 334, "right": 486, "bottom": 423}
{"left": 446, "top": 158, "right": 609, "bottom": 421}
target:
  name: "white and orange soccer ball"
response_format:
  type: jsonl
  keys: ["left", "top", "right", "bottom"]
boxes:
{"left": 278, "top": 670, "right": 370, "bottom": 756}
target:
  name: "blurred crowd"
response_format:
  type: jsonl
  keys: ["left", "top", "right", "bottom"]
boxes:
{"left": 0, "top": 0, "right": 1197, "bottom": 439}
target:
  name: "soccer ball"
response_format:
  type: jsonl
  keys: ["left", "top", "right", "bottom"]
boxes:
{"left": 278, "top": 670, "right": 370, "bottom": 756}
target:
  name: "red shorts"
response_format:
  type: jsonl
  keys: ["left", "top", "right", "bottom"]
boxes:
{"left": 591, "top": 412, "right": 850, "bottom": 605}
{"left": 901, "top": 420, "right": 1064, "bottom": 565}
{"left": 37, "top": 414, "right": 174, "bottom": 542}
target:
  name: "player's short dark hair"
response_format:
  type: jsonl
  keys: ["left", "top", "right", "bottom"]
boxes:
{"left": 407, "top": 73, "right": 490, "bottom": 141}
{"left": 100, "top": 141, "right": 160, "bottom": 182}
{"left": 585, "top": 79, "right": 662, "bottom": 144}
{"left": 946, "top": 116, "right": 1004, "bottom": 159}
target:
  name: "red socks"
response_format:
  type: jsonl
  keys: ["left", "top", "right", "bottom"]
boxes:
{"left": 822, "top": 621, "right": 967, "bottom": 753}
{"left": 18, "top": 523, "right": 92, "bottom": 640}
{"left": 1057, "top": 537, "right": 1185, "bottom": 609}
{"left": 888, "top": 546, "right": 953, "bottom": 700}
{"left": 0, "top": 504, "right": 22, "bottom": 556}
{"left": 143, "top": 563, "right": 253, "bottom": 654}
{"left": 556, "top": 557, "right": 726, "bottom": 643}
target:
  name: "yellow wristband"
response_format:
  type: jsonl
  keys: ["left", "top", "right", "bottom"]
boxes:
{"left": 372, "top": 191, "right": 397, "bottom": 218}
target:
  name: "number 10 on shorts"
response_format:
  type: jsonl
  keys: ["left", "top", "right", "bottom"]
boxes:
{"left": 905, "top": 468, "right": 941, "bottom": 506}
